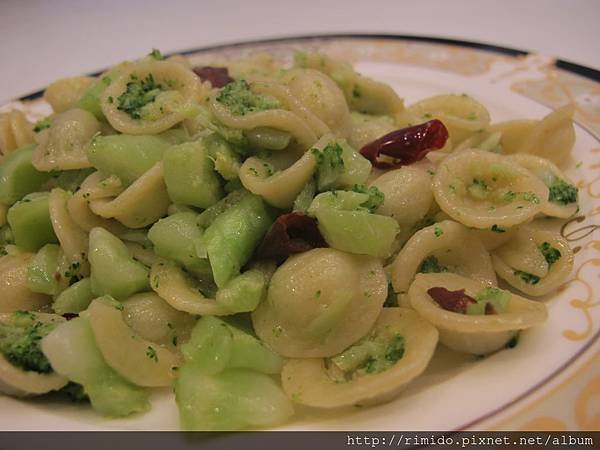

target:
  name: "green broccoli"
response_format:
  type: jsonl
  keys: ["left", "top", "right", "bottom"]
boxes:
{"left": 548, "top": 177, "right": 578, "bottom": 204}
{"left": 514, "top": 270, "right": 540, "bottom": 285}
{"left": 539, "top": 242, "right": 561, "bottom": 266}
{"left": 352, "top": 184, "right": 384, "bottom": 212}
{"left": 0, "top": 311, "right": 57, "bottom": 373}
{"left": 418, "top": 255, "right": 448, "bottom": 274}
{"left": 148, "top": 48, "right": 164, "bottom": 60}
{"left": 117, "top": 74, "right": 163, "bottom": 120}
{"left": 215, "top": 80, "right": 280, "bottom": 116}
{"left": 312, "top": 142, "right": 345, "bottom": 191}
{"left": 365, "top": 334, "right": 405, "bottom": 374}
{"left": 32, "top": 117, "right": 51, "bottom": 133}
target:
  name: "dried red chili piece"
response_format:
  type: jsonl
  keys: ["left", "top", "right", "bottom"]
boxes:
{"left": 192, "top": 66, "right": 233, "bottom": 88}
{"left": 360, "top": 119, "right": 448, "bottom": 169}
{"left": 256, "top": 213, "right": 327, "bottom": 262}
{"left": 427, "top": 286, "right": 476, "bottom": 314}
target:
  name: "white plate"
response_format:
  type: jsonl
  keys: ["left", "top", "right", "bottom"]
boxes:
{"left": 1, "top": 35, "right": 599, "bottom": 431}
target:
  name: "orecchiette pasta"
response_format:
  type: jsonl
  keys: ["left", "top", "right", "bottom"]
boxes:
{"left": 432, "top": 149, "right": 549, "bottom": 229}
{"left": 252, "top": 248, "right": 387, "bottom": 358}
{"left": 491, "top": 226, "right": 574, "bottom": 296}
{"left": 409, "top": 272, "right": 547, "bottom": 354}
{"left": 0, "top": 48, "right": 579, "bottom": 431}
{"left": 32, "top": 109, "right": 99, "bottom": 171}
{"left": 0, "top": 110, "right": 35, "bottom": 161}
{"left": 390, "top": 220, "right": 497, "bottom": 294}
{"left": 281, "top": 308, "right": 438, "bottom": 408}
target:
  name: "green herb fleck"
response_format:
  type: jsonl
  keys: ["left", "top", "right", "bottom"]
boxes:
{"left": 312, "top": 142, "right": 345, "bottom": 191}
{"left": 352, "top": 85, "right": 361, "bottom": 98}
{"left": 32, "top": 117, "right": 51, "bottom": 133}
{"left": 352, "top": 184, "right": 385, "bottom": 212}
{"left": 539, "top": 242, "right": 561, "bottom": 266}
{"left": 148, "top": 48, "right": 164, "bottom": 60}
{"left": 514, "top": 270, "right": 540, "bottom": 285}
{"left": 216, "top": 79, "right": 280, "bottom": 116}
{"left": 491, "top": 224, "right": 506, "bottom": 233}
{"left": 418, "top": 255, "right": 448, "bottom": 274}
{"left": 548, "top": 177, "right": 578, "bottom": 205}
{"left": 146, "top": 346, "right": 158, "bottom": 362}
{"left": 434, "top": 226, "right": 443, "bottom": 237}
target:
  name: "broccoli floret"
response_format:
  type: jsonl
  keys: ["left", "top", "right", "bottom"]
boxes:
{"left": 365, "top": 334, "right": 405, "bottom": 374}
{"left": 117, "top": 74, "right": 163, "bottom": 120}
{"left": 148, "top": 48, "right": 164, "bottom": 60}
{"left": 312, "top": 142, "right": 345, "bottom": 191}
{"left": 548, "top": 178, "right": 578, "bottom": 204}
{"left": 539, "top": 242, "right": 561, "bottom": 266}
{"left": 418, "top": 255, "right": 448, "bottom": 274}
{"left": 60, "top": 382, "right": 89, "bottom": 403}
{"left": 0, "top": 311, "right": 57, "bottom": 373}
{"left": 32, "top": 117, "right": 51, "bottom": 133}
{"left": 215, "top": 80, "right": 280, "bottom": 116}
{"left": 352, "top": 184, "right": 384, "bottom": 212}
{"left": 514, "top": 270, "right": 540, "bottom": 285}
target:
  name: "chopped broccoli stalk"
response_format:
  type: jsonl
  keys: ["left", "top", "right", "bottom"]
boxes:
{"left": 514, "top": 270, "right": 540, "bottom": 285}
{"left": 539, "top": 242, "right": 561, "bottom": 266}
{"left": 548, "top": 177, "right": 578, "bottom": 204}
{"left": 32, "top": 117, "right": 51, "bottom": 133}
{"left": 7, "top": 192, "right": 58, "bottom": 252}
{"left": 466, "top": 286, "right": 511, "bottom": 315}
{"left": 0, "top": 144, "right": 51, "bottom": 206}
{"left": 215, "top": 80, "right": 280, "bottom": 116}
{"left": 293, "top": 178, "right": 316, "bottom": 213}
{"left": 351, "top": 184, "right": 384, "bottom": 212}
{"left": 312, "top": 142, "right": 345, "bottom": 191}
{"left": 117, "top": 74, "right": 163, "bottom": 120}
{"left": 0, "top": 312, "right": 57, "bottom": 373}
{"left": 418, "top": 255, "right": 448, "bottom": 274}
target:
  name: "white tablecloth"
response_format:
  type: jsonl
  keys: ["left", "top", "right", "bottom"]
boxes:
{"left": 1, "top": 0, "right": 599, "bottom": 101}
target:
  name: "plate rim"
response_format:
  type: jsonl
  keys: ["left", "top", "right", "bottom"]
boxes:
{"left": 14, "top": 32, "right": 600, "bottom": 103}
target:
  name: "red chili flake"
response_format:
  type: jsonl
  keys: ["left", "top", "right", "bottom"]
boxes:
{"left": 359, "top": 119, "right": 449, "bottom": 169}
{"left": 62, "top": 313, "right": 79, "bottom": 321}
{"left": 256, "top": 213, "right": 327, "bottom": 262}
{"left": 427, "top": 287, "right": 476, "bottom": 314}
{"left": 192, "top": 66, "right": 233, "bottom": 88}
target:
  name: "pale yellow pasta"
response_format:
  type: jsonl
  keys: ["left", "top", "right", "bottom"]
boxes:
{"left": 210, "top": 91, "right": 318, "bottom": 149}
{"left": 390, "top": 220, "right": 497, "bottom": 294}
{"left": 295, "top": 52, "right": 405, "bottom": 119}
{"left": 100, "top": 61, "right": 203, "bottom": 135}
{"left": 283, "top": 69, "right": 351, "bottom": 136}
{"left": 43, "top": 76, "right": 95, "bottom": 113}
{"left": 409, "top": 273, "right": 547, "bottom": 354}
{"left": 252, "top": 248, "right": 387, "bottom": 358}
{"left": 0, "top": 110, "right": 35, "bottom": 161}
{"left": 508, "top": 153, "right": 578, "bottom": 218}
{"left": 468, "top": 226, "right": 518, "bottom": 251}
{"left": 370, "top": 166, "right": 434, "bottom": 249}
{"left": 122, "top": 292, "right": 196, "bottom": 347}
{"left": 281, "top": 308, "right": 438, "bottom": 408}
{"left": 0, "top": 313, "right": 67, "bottom": 397}
{"left": 150, "top": 262, "right": 228, "bottom": 316}
{"left": 67, "top": 172, "right": 128, "bottom": 235}
{"left": 239, "top": 149, "right": 316, "bottom": 209}
{"left": 492, "top": 226, "right": 574, "bottom": 296}
{"left": 48, "top": 188, "right": 90, "bottom": 275}
{"left": 347, "top": 113, "right": 396, "bottom": 150}
{"left": 407, "top": 94, "right": 491, "bottom": 144}
{"left": 32, "top": 109, "right": 99, "bottom": 171}
{"left": 89, "top": 162, "right": 170, "bottom": 228}
{"left": 432, "top": 149, "right": 549, "bottom": 228}
{"left": 499, "top": 105, "right": 576, "bottom": 165}
{"left": 88, "top": 298, "right": 180, "bottom": 387}
{"left": 0, "top": 253, "right": 52, "bottom": 313}
{"left": 124, "top": 242, "right": 168, "bottom": 267}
